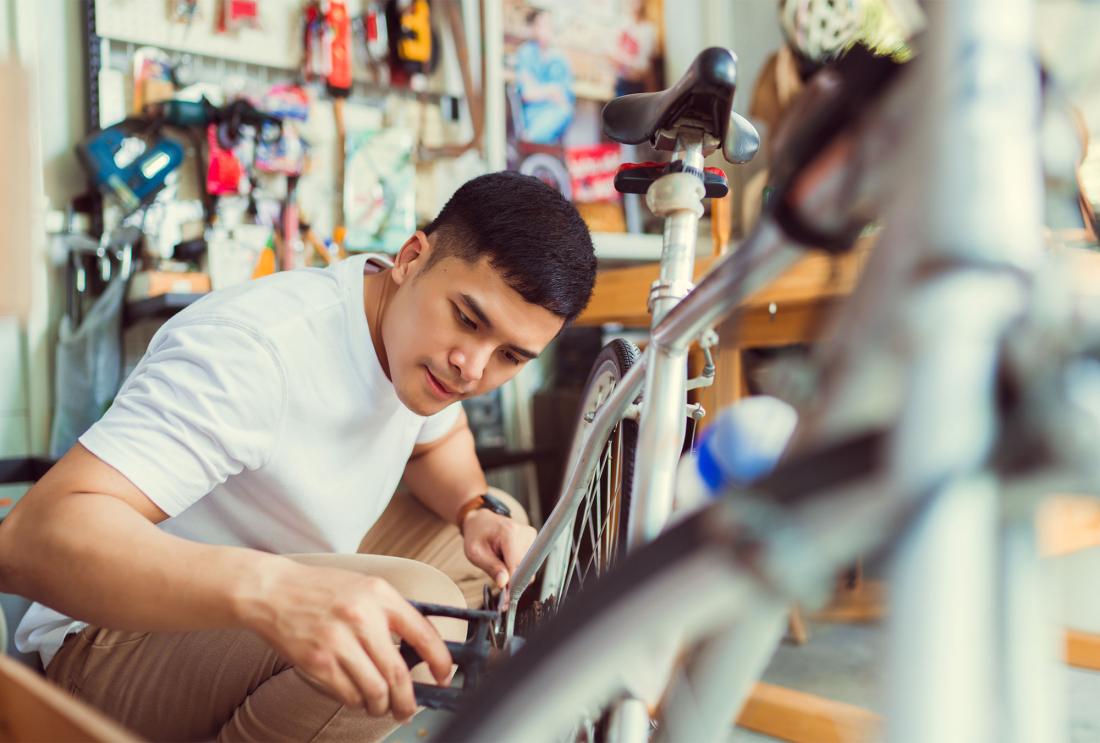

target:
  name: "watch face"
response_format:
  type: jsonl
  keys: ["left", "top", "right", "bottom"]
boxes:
{"left": 480, "top": 493, "right": 511, "bottom": 517}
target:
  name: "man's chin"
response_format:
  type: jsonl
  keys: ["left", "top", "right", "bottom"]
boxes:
{"left": 394, "top": 380, "right": 448, "bottom": 417}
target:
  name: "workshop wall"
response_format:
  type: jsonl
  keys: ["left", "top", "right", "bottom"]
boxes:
{"left": 0, "top": 0, "right": 90, "bottom": 463}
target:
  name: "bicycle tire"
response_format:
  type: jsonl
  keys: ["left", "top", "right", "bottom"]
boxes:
{"left": 537, "top": 339, "right": 640, "bottom": 612}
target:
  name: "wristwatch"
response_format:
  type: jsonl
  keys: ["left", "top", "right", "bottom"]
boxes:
{"left": 456, "top": 492, "right": 512, "bottom": 532}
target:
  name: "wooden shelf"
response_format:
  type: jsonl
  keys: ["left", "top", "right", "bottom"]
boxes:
{"left": 591, "top": 231, "right": 665, "bottom": 263}
{"left": 578, "top": 234, "right": 876, "bottom": 329}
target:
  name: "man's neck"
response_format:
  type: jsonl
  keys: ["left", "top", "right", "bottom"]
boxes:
{"left": 362, "top": 269, "right": 394, "bottom": 380}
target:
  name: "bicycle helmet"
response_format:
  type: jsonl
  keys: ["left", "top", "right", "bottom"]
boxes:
{"left": 779, "top": 0, "right": 865, "bottom": 65}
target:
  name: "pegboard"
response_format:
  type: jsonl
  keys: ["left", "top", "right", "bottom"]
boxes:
{"left": 95, "top": 0, "right": 311, "bottom": 71}
{"left": 93, "top": 0, "right": 469, "bottom": 98}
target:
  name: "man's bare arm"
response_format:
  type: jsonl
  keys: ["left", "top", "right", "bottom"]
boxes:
{"left": 0, "top": 444, "right": 450, "bottom": 718}
{"left": 403, "top": 409, "right": 488, "bottom": 525}
{"left": 403, "top": 411, "right": 535, "bottom": 587}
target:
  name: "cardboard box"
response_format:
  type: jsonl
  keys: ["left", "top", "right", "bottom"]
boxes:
{"left": 126, "top": 270, "right": 212, "bottom": 301}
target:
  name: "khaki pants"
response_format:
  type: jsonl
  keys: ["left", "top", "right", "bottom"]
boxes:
{"left": 46, "top": 489, "right": 526, "bottom": 742}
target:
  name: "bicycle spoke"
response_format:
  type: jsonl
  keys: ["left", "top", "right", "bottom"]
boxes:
{"left": 592, "top": 439, "right": 612, "bottom": 570}
{"left": 561, "top": 441, "right": 606, "bottom": 599}
{"left": 606, "top": 428, "right": 619, "bottom": 564}
{"left": 576, "top": 450, "right": 611, "bottom": 590}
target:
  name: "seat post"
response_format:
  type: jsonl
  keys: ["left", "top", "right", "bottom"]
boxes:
{"left": 627, "top": 126, "right": 709, "bottom": 552}
{"left": 646, "top": 126, "right": 707, "bottom": 326}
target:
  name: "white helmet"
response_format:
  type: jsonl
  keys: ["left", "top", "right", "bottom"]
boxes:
{"left": 779, "top": 0, "right": 865, "bottom": 65}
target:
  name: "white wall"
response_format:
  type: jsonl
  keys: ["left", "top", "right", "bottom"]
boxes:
{"left": 662, "top": 0, "right": 782, "bottom": 116}
{"left": 1, "top": 0, "right": 86, "bottom": 460}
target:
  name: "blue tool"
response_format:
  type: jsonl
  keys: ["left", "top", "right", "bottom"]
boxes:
{"left": 76, "top": 121, "right": 185, "bottom": 214}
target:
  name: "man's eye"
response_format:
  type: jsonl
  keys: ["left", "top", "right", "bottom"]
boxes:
{"left": 457, "top": 310, "right": 477, "bottom": 330}
{"left": 503, "top": 350, "right": 522, "bottom": 365}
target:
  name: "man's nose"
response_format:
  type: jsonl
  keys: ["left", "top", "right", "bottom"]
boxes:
{"left": 449, "top": 344, "right": 491, "bottom": 385}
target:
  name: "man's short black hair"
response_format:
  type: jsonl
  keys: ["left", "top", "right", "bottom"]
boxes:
{"left": 423, "top": 171, "right": 597, "bottom": 323}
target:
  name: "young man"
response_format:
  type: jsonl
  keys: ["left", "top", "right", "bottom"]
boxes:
{"left": 0, "top": 172, "right": 597, "bottom": 740}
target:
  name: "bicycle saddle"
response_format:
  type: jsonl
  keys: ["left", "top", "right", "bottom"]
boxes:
{"left": 603, "top": 47, "right": 737, "bottom": 152}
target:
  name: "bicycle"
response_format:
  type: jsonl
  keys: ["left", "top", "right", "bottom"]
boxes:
{"left": 433, "top": 1, "right": 1089, "bottom": 741}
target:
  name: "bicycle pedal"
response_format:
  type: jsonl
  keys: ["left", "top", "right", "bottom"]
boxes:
{"left": 615, "top": 161, "right": 729, "bottom": 198}
{"left": 400, "top": 600, "right": 501, "bottom": 712}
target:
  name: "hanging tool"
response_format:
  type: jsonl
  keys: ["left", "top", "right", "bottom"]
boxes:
{"left": 355, "top": 3, "right": 390, "bottom": 84}
{"left": 387, "top": 0, "right": 437, "bottom": 77}
{"left": 146, "top": 96, "right": 285, "bottom": 225}
{"left": 151, "top": 97, "right": 283, "bottom": 147}
{"left": 219, "top": 0, "right": 262, "bottom": 32}
{"left": 417, "top": 0, "right": 485, "bottom": 161}
{"left": 304, "top": 1, "right": 354, "bottom": 239}
{"left": 75, "top": 120, "right": 185, "bottom": 215}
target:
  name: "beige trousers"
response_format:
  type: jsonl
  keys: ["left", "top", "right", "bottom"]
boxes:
{"left": 45, "top": 489, "right": 526, "bottom": 742}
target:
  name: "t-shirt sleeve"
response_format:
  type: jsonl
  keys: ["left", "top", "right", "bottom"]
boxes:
{"left": 78, "top": 319, "right": 287, "bottom": 518}
{"left": 416, "top": 403, "right": 462, "bottom": 445}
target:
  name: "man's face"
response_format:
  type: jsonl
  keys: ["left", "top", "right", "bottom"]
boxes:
{"left": 383, "top": 233, "right": 566, "bottom": 416}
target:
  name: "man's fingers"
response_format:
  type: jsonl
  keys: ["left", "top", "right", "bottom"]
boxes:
{"left": 386, "top": 598, "right": 454, "bottom": 685}
{"left": 468, "top": 539, "right": 509, "bottom": 588}
{"left": 500, "top": 524, "right": 536, "bottom": 575}
{"left": 356, "top": 619, "right": 418, "bottom": 721}
{"left": 336, "top": 645, "right": 390, "bottom": 716}
{"left": 299, "top": 654, "right": 365, "bottom": 709}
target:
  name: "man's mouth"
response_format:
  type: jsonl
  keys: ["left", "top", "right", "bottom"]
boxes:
{"left": 424, "top": 366, "right": 458, "bottom": 399}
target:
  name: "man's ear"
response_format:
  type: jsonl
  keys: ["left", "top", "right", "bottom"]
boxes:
{"left": 391, "top": 231, "right": 432, "bottom": 286}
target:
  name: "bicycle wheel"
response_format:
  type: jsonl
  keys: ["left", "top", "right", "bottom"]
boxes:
{"left": 538, "top": 339, "right": 640, "bottom": 610}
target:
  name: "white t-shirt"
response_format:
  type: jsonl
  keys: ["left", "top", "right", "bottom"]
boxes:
{"left": 16, "top": 254, "right": 460, "bottom": 667}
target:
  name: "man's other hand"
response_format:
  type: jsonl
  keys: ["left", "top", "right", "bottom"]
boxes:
{"left": 236, "top": 561, "right": 451, "bottom": 721}
{"left": 461, "top": 510, "right": 536, "bottom": 589}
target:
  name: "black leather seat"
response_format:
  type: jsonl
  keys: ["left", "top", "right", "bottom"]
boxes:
{"left": 602, "top": 47, "right": 737, "bottom": 147}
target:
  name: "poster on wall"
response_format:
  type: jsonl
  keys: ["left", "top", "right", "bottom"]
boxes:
{"left": 502, "top": 0, "right": 665, "bottom": 232}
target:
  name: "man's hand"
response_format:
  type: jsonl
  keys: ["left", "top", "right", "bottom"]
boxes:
{"left": 461, "top": 510, "right": 537, "bottom": 589}
{"left": 235, "top": 560, "right": 452, "bottom": 721}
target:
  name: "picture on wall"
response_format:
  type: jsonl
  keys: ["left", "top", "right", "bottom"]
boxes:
{"left": 502, "top": 0, "right": 665, "bottom": 233}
